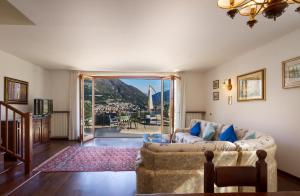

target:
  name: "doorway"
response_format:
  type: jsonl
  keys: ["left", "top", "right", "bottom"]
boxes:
{"left": 80, "top": 75, "right": 175, "bottom": 141}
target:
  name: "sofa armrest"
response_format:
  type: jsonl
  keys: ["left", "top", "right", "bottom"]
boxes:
{"left": 234, "top": 135, "right": 275, "bottom": 151}
{"left": 172, "top": 128, "right": 190, "bottom": 141}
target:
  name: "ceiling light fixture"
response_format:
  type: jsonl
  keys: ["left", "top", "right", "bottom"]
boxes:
{"left": 217, "top": 0, "right": 300, "bottom": 28}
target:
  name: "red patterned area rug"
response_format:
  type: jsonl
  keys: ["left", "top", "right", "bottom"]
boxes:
{"left": 34, "top": 146, "right": 139, "bottom": 172}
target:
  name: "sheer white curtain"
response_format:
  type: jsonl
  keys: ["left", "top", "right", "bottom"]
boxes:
{"left": 69, "top": 71, "right": 80, "bottom": 140}
{"left": 174, "top": 72, "right": 186, "bottom": 129}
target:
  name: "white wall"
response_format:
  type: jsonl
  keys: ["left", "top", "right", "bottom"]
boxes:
{"left": 184, "top": 71, "right": 206, "bottom": 112}
{"left": 0, "top": 50, "right": 50, "bottom": 112}
{"left": 203, "top": 28, "right": 300, "bottom": 177}
{"left": 48, "top": 70, "right": 70, "bottom": 111}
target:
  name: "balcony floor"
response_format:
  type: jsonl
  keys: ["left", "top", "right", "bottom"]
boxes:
{"left": 94, "top": 122, "right": 162, "bottom": 137}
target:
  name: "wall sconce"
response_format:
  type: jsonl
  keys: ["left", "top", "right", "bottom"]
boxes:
{"left": 223, "top": 78, "right": 233, "bottom": 105}
{"left": 223, "top": 79, "right": 232, "bottom": 91}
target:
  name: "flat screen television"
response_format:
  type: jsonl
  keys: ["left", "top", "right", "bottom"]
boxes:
{"left": 34, "top": 99, "right": 53, "bottom": 116}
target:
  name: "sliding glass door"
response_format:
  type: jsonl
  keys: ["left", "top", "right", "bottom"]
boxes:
{"left": 80, "top": 75, "right": 95, "bottom": 142}
{"left": 79, "top": 75, "right": 176, "bottom": 138}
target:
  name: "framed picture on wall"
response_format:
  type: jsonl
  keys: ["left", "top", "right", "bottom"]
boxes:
{"left": 237, "top": 69, "right": 266, "bottom": 102}
{"left": 213, "top": 80, "right": 219, "bottom": 89}
{"left": 282, "top": 56, "right": 300, "bottom": 89}
{"left": 213, "top": 92, "right": 219, "bottom": 101}
{"left": 4, "top": 77, "right": 29, "bottom": 104}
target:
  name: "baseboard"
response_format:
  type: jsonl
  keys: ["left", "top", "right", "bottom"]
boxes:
{"left": 50, "top": 137, "right": 69, "bottom": 140}
{"left": 278, "top": 169, "right": 300, "bottom": 181}
{"left": 49, "top": 138, "right": 80, "bottom": 142}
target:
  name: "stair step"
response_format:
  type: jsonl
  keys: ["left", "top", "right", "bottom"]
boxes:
{"left": 0, "top": 151, "right": 23, "bottom": 175}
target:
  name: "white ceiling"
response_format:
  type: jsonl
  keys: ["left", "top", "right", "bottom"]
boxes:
{"left": 0, "top": 0, "right": 33, "bottom": 25}
{"left": 0, "top": 0, "right": 300, "bottom": 72}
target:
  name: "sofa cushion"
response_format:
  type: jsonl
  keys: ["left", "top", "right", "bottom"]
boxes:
{"left": 143, "top": 141, "right": 237, "bottom": 152}
{"left": 175, "top": 132, "right": 204, "bottom": 144}
{"left": 190, "top": 119, "right": 211, "bottom": 135}
{"left": 221, "top": 125, "right": 249, "bottom": 140}
{"left": 234, "top": 127, "right": 248, "bottom": 140}
{"left": 190, "top": 122, "right": 201, "bottom": 136}
{"left": 189, "top": 119, "right": 225, "bottom": 140}
{"left": 203, "top": 123, "right": 216, "bottom": 141}
{"left": 234, "top": 135, "right": 275, "bottom": 151}
{"left": 211, "top": 141, "right": 237, "bottom": 151}
{"left": 219, "top": 125, "right": 237, "bottom": 143}
{"left": 210, "top": 122, "right": 225, "bottom": 141}
{"left": 143, "top": 142, "right": 203, "bottom": 152}
{"left": 183, "top": 134, "right": 204, "bottom": 144}
{"left": 175, "top": 132, "right": 189, "bottom": 143}
{"left": 190, "top": 119, "right": 205, "bottom": 137}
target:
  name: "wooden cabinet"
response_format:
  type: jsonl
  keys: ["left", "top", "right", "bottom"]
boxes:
{"left": 1, "top": 115, "right": 51, "bottom": 149}
{"left": 41, "top": 118, "right": 50, "bottom": 143}
{"left": 33, "top": 120, "right": 41, "bottom": 145}
{"left": 32, "top": 115, "right": 51, "bottom": 146}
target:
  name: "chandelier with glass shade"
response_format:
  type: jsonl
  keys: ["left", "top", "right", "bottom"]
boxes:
{"left": 217, "top": 0, "right": 300, "bottom": 28}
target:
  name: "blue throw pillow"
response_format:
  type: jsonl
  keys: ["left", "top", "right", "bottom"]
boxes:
{"left": 219, "top": 125, "right": 237, "bottom": 143}
{"left": 203, "top": 123, "right": 216, "bottom": 141}
{"left": 190, "top": 122, "right": 201, "bottom": 136}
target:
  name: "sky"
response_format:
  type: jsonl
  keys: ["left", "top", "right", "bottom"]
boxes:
{"left": 120, "top": 79, "right": 168, "bottom": 94}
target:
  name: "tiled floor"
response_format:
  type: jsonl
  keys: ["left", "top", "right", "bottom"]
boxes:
{"left": 84, "top": 137, "right": 143, "bottom": 148}
{"left": 95, "top": 127, "right": 143, "bottom": 137}
{"left": 94, "top": 123, "right": 161, "bottom": 137}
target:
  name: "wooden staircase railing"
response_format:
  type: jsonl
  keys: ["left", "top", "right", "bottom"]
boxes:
{"left": 0, "top": 101, "right": 32, "bottom": 174}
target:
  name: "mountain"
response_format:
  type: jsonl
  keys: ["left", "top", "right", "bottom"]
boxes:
{"left": 93, "top": 79, "right": 148, "bottom": 107}
{"left": 152, "top": 90, "right": 170, "bottom": 106}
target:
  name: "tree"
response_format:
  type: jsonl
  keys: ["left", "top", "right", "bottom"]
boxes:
{"left": 84, "top": 100, "right": 92, "bottom": 126}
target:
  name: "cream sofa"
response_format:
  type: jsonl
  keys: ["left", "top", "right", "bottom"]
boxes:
{"left": 136, "top": 119, "right": 277, "bottom": 194}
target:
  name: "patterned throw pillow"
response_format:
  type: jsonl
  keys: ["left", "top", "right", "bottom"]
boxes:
{"left": 234, "top": 127, "right": 248, "bottom": 140}
{"left": 190, "top": 122, "right": 201, "bottom": 136}
{"left": 243, "top": 131, "right": 256, "bottom": 140}
{"left": 219, "top": 125, "right": 238, "bottom": 143}
{"left": 202, "top": 123, "right": 216, "bottom": 141}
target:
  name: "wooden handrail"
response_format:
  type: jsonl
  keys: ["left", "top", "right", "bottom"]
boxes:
{"left": 0, "top": 101, "right": 25, "bottom": 116}
{"left": 0, "top": 101, "right": 32, "bottom": 174}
